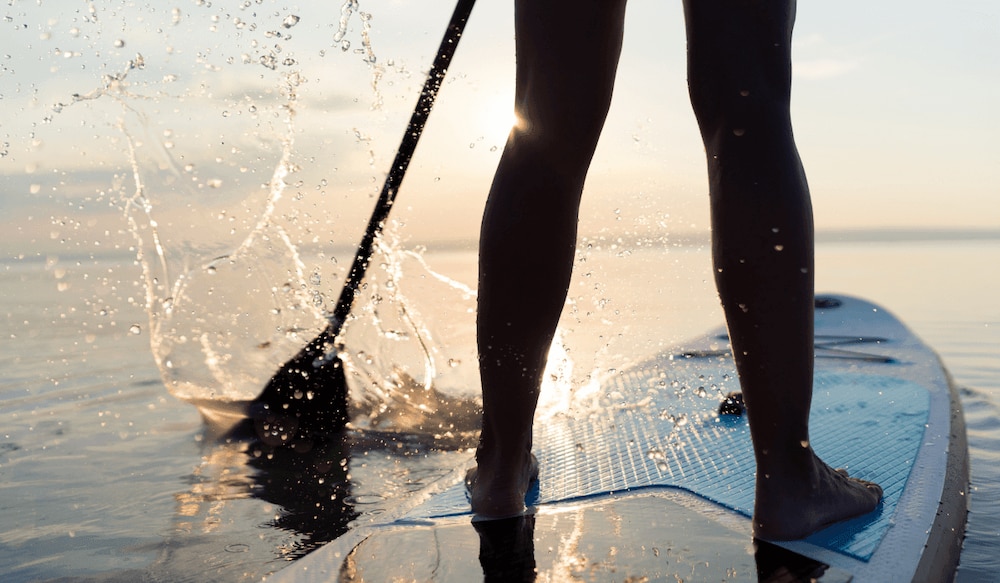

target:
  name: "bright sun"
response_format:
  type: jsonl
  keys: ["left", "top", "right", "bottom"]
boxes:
{"left": 482, "top": 97, "right": 521, "bottom": 141}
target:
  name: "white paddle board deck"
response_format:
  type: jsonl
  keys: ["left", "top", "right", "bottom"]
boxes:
{"left": 267, "top": 294, "right": 968, "bottom": 582}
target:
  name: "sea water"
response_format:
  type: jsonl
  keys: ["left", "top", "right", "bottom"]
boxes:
{"left": 2, "top": 2, "right": 998, "bottom": 580}
{"left": 2, "top": 237, "right": 999, "bottom": 582}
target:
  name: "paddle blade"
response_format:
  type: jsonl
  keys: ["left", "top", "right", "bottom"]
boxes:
{"left": 250, "top": 328, "right": 350, "bottom": 441}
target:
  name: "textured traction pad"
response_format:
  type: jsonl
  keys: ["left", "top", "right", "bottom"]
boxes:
{"left": 405, "top": 360, "right": 929, "bottom": 562}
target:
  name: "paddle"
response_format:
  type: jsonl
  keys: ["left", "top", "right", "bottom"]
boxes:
{"left": 250, "top": 0, "right": 478, "bottom": 441}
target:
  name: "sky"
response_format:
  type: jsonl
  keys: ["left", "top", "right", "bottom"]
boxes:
{"left": 1, "top": 0, "right": 998, "bottom": 257}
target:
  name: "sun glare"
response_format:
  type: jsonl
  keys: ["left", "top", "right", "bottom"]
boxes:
{"left": 482, "top": 98, "right": 521, "bottom": 141}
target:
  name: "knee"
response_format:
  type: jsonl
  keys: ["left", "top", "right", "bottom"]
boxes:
{"left": 689, "top": 84, "right": 793, "bottom": 155}
{"left": 503, "top": 115, "right": 603, "bottom": 189}
{"left": 516, "top": 89, "right": 610, "bottom": 158}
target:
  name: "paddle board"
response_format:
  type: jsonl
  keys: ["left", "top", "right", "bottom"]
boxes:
{"left": 266, "top": 294, "right": 968, "bottom": 582}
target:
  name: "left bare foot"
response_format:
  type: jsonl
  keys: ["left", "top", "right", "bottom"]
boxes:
{"left": 466, "top": 452, "right": 539, "bottom": 519}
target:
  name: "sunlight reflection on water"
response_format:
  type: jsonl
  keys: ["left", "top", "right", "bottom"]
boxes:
{"left": 2, "top": 238, "right": 999, "bottom": 581}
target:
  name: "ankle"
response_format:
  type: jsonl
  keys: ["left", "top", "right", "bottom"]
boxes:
{"left": 476, "top": 431, "right": 533, "bottom": 465}
{"left": 755, "top": 443, "right": 820, "bottom": 482}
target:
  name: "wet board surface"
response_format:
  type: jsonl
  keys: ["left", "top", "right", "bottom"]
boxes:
{"left": 268, "top": 295, "right": 968, "bottom": 583}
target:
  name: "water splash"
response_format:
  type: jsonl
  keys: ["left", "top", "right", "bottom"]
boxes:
{"left": 42, "top": 1, "right": 475, "bottom": 425}
{"left": 111, "top": 65, "right": 326, "bottom": 403}
{"left": 344, "top": 227, "right": 482, "bottom": 435}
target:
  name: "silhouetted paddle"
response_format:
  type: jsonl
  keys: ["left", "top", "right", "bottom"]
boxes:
{"left": 249, "top": 0, "right": 477, "bottom": 441}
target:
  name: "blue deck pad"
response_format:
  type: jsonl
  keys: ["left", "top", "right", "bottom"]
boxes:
{"left": 406, "top": 359, "right": 930, "bottom": 562}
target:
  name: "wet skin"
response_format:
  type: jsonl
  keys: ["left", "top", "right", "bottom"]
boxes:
{"left": 471, "top": 0, "right": 882, "bottom": 540}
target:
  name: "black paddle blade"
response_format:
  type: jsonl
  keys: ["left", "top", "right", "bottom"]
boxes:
{"left": 250, "top": 0, "right": 477, "bottom": 442}
{"left": 250, "top": 328, "right": 350, "bottom": 442}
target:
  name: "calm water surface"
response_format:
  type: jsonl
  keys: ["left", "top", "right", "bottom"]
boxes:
{"left": 1, "top": 237, "right": 998, "bottom": 582}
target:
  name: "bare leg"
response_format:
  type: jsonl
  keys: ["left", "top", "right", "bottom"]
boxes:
{"left": 683, "top": 0, "right": 881, "bottom": 540}
{"left": 471, "top": 0, "right": 627, "bottom": 518}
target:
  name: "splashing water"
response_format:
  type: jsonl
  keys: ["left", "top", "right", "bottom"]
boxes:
{"left": 343, "top": 228, "right": 483, "bottom": 435}
{"left": 42, "top": 1, "right": 477, "bottom": 426}
{"left": 108, "top": 65, "right": 327, "bottom": 404}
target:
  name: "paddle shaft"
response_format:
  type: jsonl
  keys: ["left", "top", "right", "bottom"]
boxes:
{"left": 327, "top": 0, "right": 476, "bottom": 338}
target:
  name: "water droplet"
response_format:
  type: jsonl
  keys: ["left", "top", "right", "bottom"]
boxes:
{"left": 774, "top": 244, "right": 784, "bottom": 251}
{"left": 113, "top": 39, "right": 125, "bottom": 48}
{"left": 346, "top": 494, "right": 386, "bottom": 505}
{"left": 799, "top": 440, "right": 810, "bottom": 448}
{"left": 282, "top": 14, "right": 300, "bottom": 28}
{"left": 129, "top": 324, "right": 142, "bottom": 335}
{"left": 225, "top": 543, "right": 250, "bottom": 553}
{"left": 733, "top": 128, "right": 745, "bottom": 137}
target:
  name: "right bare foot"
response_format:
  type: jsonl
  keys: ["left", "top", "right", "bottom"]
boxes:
{"left": 753, "top": 450, "right": 883, "bottom": 541}
{"left": 466, "top": 452, "right": 539, "bottom": 519}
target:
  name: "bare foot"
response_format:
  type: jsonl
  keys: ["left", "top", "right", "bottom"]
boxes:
{"left": 753, "top": 451, "right": 883, "bottom": 541}
{"left": 466, "top": 453, "right": 539, "bottom": 519}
